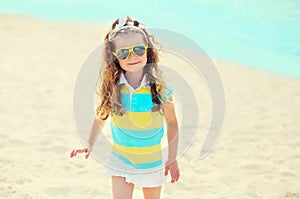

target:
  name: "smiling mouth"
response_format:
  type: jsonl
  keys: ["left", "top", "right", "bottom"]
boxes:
{"left": 127, "top": 61, "right": 140, "bottom": 65}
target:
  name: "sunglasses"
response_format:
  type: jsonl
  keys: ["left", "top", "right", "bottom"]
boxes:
{"left": 112, "top": 44, "right": 148, "bottom": 60}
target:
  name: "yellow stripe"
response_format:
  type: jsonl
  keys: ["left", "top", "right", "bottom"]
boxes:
{"left": 111, "top": 112, "right": 163, "bottom": 130}
{"left": 119, "top": 85, "right": 130, "bottom": 94}
{"left": 119, "top": 85, "right": 151, "bottom": 94}
{"left": 112, "top": 143, "right": 162, "bottom": 164}
{"left": 134, "top": 87, "right": 151, "bottom": 94}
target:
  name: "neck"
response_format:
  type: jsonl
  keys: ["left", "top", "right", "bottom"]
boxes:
{"left": 124, "top": 69, "right": 144, "bottom": 89}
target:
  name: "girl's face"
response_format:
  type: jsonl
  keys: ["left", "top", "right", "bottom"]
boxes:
{"left": 113, "top": 32, "right": 147, "bottom": 73}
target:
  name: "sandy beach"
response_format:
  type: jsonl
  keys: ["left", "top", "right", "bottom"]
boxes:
{"left": 1, "top": 13, "right": 300, "bottom": 199}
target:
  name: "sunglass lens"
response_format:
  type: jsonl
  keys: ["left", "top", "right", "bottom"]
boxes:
{"left": 133, "top": 45, "right": 146, "bottom": 56}
{"left": 117, "top": 49, "right": 129, "bottom": 60}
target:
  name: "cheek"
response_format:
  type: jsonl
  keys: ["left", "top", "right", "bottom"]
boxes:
{"left": 118, "top": 54, "right": 148, "bottom": 69}
{"left": 118, "top": 59, "right": 127, "bottom": 69}
{"left": 141, "top": 54, "right": 148, "bottom": 64}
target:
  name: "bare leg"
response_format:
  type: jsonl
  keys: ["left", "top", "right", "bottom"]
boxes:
{"left": 142, "top": 186, "right": 162, "bottom": 199}
{"left": 111, "top": 176, "right": 134, "bottom": 199}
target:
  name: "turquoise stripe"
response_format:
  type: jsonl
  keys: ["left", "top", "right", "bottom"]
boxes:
{"left": 110, "top": 123, "right": 164, "bottom": 147}
{"left": 166, "top": 85, "right": 173, "bottom": 99}
{"left": 121, "top": 93, "right": 155, "bottom": 112}
{"left": 111, "top": 152, "right": 163, "bottom": 169}
{"left": 159, "top": 85, "right": 174, "bottom": 102}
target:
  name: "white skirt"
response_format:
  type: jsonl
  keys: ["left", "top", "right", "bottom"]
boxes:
{"left": 105, "top": 152, "right": 167, "bottom": 188}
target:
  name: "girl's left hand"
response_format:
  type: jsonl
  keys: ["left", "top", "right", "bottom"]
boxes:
{"left": 164, "top": 159, "right": 180, "bottom": 183}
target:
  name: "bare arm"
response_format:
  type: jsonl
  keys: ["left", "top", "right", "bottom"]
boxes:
{"left": 87, "top": 117, "right": 106, "bottom": 146}
{"left": 84, "top": 117, "right": 106, "bottom": 159}
{"left": 162, "top": 97, "right": 180, "bottom": 183}
{"left": 163, "top": 100, "right": 179, "bottom": 161}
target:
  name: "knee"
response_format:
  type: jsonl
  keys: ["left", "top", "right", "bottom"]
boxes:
{"left": 142, "top": 186, "right": 162, "bottom": 199}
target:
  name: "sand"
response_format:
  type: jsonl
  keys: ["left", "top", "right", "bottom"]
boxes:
{"left": 1, "top": 13, "right": 300, "bottom": 199}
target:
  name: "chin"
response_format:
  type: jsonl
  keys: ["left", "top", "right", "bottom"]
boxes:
{"left": 126, "top": 65, "right": 144, "bottom": 73}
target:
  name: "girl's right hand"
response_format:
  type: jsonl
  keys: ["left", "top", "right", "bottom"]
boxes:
{"left": 84, "top": 146, "right": 92, "bottom": 159}
{"left": 85, "top": 143, "right": 93, "bottom": 159}
{"left": 70, "top": 148, "right": 87, "bottom": 158}
{"left": 70, "top": 143, "right": 93, "bottom": 159}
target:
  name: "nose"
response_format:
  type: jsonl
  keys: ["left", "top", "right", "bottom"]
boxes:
{"left": 127, "top": 50, "right": 138, "bottom": 59}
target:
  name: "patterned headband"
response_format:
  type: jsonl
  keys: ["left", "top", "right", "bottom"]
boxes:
{"left": 108, "top": 18, "right": 148, "bottom": 43}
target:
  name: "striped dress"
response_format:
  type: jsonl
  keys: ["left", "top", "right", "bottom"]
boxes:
{"left": 110, "top": 72, "right": 171, "bottom": 170}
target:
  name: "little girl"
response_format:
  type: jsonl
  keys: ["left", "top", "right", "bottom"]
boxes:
{"left": 71, "top": 16, "right": 180, "bottom": 199}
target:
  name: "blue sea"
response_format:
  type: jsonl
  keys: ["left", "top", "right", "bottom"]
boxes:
{"left": 1, "top": 0, "right": 299, "bottom": 78}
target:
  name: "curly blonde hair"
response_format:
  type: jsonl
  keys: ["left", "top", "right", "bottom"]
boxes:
{"left": 96, "top": 16, "right": 168, "bottom": 120}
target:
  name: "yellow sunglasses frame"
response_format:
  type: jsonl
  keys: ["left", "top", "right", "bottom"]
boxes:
{"left": 112, "top": 44, "right": 148, "bottom": 60}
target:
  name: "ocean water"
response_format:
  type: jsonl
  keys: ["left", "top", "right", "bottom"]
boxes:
{"left": 1, "top": 0, "right": 299, "bottom": 78}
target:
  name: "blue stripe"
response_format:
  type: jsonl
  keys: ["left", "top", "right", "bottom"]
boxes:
{"left": 110, "top": 123, "right": 164, "bottom": 147}
{"left": 166, "top": 85, "right": 174, "bottom": 99}
{"left": 158, "top": 85, "right": 174, "bottom": 102}
{"left": 111, "top": 152, "right": 163, "bottom": 169}
{"left": 121, "top": 93, "right": 155, "bottom": 112}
